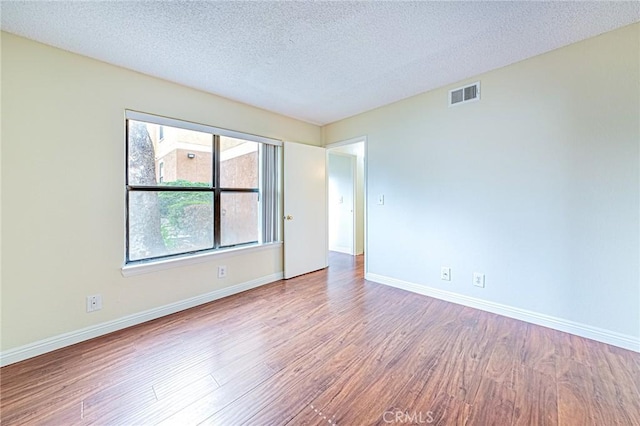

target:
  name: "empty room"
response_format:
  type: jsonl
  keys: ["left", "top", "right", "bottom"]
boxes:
{"left": 1, "top": 2, "right": 639, "bottom": 425}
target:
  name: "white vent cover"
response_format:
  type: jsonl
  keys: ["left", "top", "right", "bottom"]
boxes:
{"left": 449, "top": 82, "right": 480, "bottom": 106}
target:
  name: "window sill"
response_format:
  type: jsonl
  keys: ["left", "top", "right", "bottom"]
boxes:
{"left": 121, "top": 242, "right": 283, "bottom": 277}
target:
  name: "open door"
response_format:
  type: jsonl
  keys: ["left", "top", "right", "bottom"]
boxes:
{"left": 283, "top": 141, "right": 327, "bottom": 279}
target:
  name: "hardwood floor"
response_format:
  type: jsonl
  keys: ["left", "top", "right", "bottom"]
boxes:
{"left": 1, "top": 252, "right": 639, "bottom": 425}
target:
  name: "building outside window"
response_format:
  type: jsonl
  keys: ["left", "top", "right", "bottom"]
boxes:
{"left": 158, "top": 161, "right": 164, "bottom": 183}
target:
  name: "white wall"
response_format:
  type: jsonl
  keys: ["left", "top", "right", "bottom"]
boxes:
{"left": 324, "top": 24, "right": 640, "bottom": 348}
{"left": 0, "top": 32, "right": 321, "bottom": 357}
{"left": 328, "top": 152, "right": 355, "bottom": 254}
{"left": 330, "top": 142, "right": 365, "bottom": 255}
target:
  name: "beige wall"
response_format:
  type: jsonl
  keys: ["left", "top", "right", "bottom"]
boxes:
{"left": 324, "top": 23, "right": 640, "bottom": 341}
{"left": 0, "top": 32, "right": 321, "bottom": 352}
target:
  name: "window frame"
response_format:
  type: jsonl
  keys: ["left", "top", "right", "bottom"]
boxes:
{"left": 124, "top": 110, "right": 281, "bottom": 266}
{"left": 158, "top": 160, "right": 164, "bottom": 183}
{"left": 213, "top": 134, "right": 261, "bottom": 249}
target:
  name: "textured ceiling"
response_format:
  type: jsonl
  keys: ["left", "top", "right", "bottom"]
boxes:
{"left": 2, "top": 1, "right": 639, "bottom": 125}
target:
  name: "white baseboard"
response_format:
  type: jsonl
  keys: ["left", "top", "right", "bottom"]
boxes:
{"left": 0, "top": 272, "right": 284, "bottom": 367}
{"left": 366, "top": 272, "right": 640, "bottom": 353}
{"left": 329, "top": 245, "right": 353, "bottom": 255}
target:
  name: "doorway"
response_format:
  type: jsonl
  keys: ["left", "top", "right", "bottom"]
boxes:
{"left": 328, "top": 151, "right": 356, "bottom": 255}
{"left": 326, "top": 138, "right": 366, "bottom": 270}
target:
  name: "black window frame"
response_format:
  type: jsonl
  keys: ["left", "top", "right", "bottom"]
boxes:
{"left": 125, "top": 120, "right": 263, "bottom": 264}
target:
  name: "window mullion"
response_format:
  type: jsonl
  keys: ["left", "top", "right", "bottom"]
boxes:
{"left": 213, "top": 134, "right": 221, "bottom": 249}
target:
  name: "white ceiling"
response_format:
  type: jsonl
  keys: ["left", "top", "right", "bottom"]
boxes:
{"left": 2, "top": 1, "right": 639, "bottom": 125}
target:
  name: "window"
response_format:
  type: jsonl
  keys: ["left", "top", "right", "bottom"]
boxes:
{"left": 125, "top": 111, "right": 281, "bottom": 264}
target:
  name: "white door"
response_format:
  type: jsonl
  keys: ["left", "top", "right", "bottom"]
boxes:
{"left": 328, "top": 152, "right": 356, "bottom": 255}
{"left": 283, "top": 141, "right": 328, "bottom": 279}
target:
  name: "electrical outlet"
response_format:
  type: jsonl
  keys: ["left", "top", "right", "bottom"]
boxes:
{"left": 86, "top": 294, "right": 102, "bottom": 312}
{"left": 473, "top": 273, "right": 485, "bottom": 288}
{"left": 218, "top": 265, "right": 227, "bottom": 279}
{"left": 440, "top": 267, "right": 451, "bottom": 281}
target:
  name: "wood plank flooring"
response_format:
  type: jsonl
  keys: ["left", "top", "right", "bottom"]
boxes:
{"left": 1, "top": 252, "right": 639, "bottom": 425}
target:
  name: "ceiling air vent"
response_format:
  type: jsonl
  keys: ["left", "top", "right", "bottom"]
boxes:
{"left": 449, "top": 81, "right": 480, "bottom": 106}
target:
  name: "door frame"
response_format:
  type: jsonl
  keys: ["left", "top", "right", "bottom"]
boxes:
{"left": 326, "top": 136, "right": 368, "bottom": 273}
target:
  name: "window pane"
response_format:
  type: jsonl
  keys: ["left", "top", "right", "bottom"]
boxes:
{"left": 128, "top": 120, "right": 213, "bottom": 187}
{"left": 220, "top": 136, "right": 259, "bottom": 188}
{"left": 221, "top": 192, "right": 258, "bottom": 246}
{"left": 129, "top": 191, "right": 213, "bottom": 261}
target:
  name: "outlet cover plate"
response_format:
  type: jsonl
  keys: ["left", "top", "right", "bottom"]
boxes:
{"left": 218, "top": 265, "right": 227, "bottom": 278}
{"left": 86, "top": 294, "right": 103, "bottom": 312}
{"left": 473, "top": 273, "right": 485, "bottom": 288}
{"left": 441, "top": 267, "right": 451, "bottom": 281}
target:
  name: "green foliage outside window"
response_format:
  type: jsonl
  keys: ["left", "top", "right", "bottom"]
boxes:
{"left": 158, "top": 180, "right": 212, "bottom": 249}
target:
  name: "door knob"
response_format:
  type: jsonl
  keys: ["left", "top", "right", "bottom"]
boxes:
{"left": 284, "top": 215, "right": 294, "bottom": 221}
